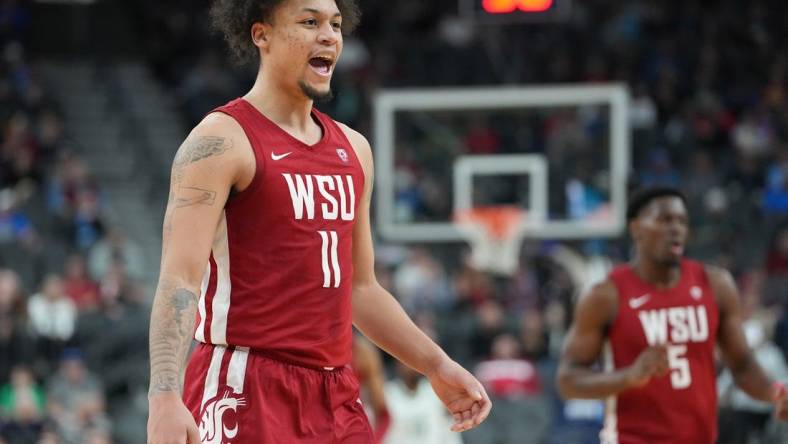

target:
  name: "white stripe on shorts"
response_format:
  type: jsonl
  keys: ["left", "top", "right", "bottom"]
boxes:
{"left": 200, "top": 345, "right": 227, "bottom": 410}
{"left": 226, "top": 347, "right": 250, "bottom": 395}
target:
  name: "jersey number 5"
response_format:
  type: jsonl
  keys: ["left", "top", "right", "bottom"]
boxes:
{"left": 319, "top": 231, "right": 340, "bottom": 288}
{"left": 668, "top": 345, "right": 691, "bottom": 389}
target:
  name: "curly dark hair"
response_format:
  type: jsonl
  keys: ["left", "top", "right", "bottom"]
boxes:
{"left": 626, "top": 187, "right": 687, "bottom": 221}
{"left": 210, "top": 0, "right": 361, "bottom": 65}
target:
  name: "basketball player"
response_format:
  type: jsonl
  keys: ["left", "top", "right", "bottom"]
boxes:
{"left": 557, "top": 187, "right": 788, "bottom": 443}
{"left": 352, "top": 336, "right": 391, "bottom": 442}
{"left": 146, "top": 1, "right": 491, "bottom": 443}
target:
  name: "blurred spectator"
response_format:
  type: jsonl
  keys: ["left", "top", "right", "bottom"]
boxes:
{"left": 34, "top": 111, "right": 63, "bottom": 165}
{"left": 87, "top": 229, "right": 145, "bottom": 282}
{"left": 61, "top": 255, "right": 99, "bottom": 312}
{"left": 464, "top": 117, "right": 500, "bottom": 155}
{"left": 46, "top": 155, "right": 104, "bottom": 250}
{"left": 629, "top": 84, "right": 657, "bottom": 131}
{"left": 55, "top": 393, "right": 109, "bottom": 444}
{"left": 469, "top": 334, "right": 550, "bottom": 444}
{"left": 72, "top": 266, "right": 149, "bottom": 422}
{"left": 27, "top": 275, "right": 75, "bottom": 342}
{"left": 684, "top": 151, "right": 721, "bottom": 208}
{"left": 0, "top": 189, "right": 36, "bottom": 249}
{"left": 543, "top": 301, "right": 568, "bottom": 358}
{"left": 544, "top": 110, "right": 591, "bottom": 166}
{"left": 1, "top": 112, "right": 41, "bottom": 192}
{"left": 475, "top": 334, "right": 541, "bottom": 399}
{"left": 765, "top": 224, "right": 788, "bottom": 277}
{"left": 687, "top": 187, "right": 735, "bottom": 263}
{"left": 565, "top": 178, "right": 605, "bottom": 222}
{"left": 48, "top": 352, "right": 94, "bottom": 402}
{"left": 179, "top": 51, "right": 237, "bottom": 125}
{"left": 520, "top": 309, "right": 549, "bottom": 362}
{"left": 382, "top": 362, "right": 461, "bottom": 444}
{"left": 0, "top": 366, "right": 45, "bottom": 419}
{"left": 392, "top": 248, "right": 451, "bottom": 314}
{"left": 0, "top": 366, "right": 45, "bottom": 444}
{"left": 46, "top": 349, "right": 110, "bottom": 444}
{"left": 504, "top": 264, "right": 540, "bottom": 311}
{"left": 35, "top": 431, "right": 61, "bottom": 444}
{"left": 639, "top": 149, "right": 681, "bottom": 188}
{"left": 764, "top": 148, "right": 788, "bottom": 215}
{"left": 452, "top": 263, "right": 493, "bottom": 310}
{"left": 82, "top": 428, "right": 111, "bottom": 444}
{"left": 0, "top": 400, "right": 44, "bottom": 444}
{"left": 0, "top": 269, "right": 34, "bottom": 383}
{"left": 27, "top": 275, "right": 76, "bottom": 367}
{"left": 470, "top": 300, "right": 507, "bottom": 360}
{"left": 732, "top": 109, "right": 774, "bottom": 160}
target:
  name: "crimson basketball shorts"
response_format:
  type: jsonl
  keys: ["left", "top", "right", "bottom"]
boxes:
{"left": 183, "top": 343, "right": 374, "bottom": 444}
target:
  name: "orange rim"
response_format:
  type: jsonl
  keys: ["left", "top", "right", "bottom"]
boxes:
{"left": 453, "top": 205, "right": 525, "bottom": 240}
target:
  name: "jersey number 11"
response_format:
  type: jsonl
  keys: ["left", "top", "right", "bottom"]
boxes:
{"left": 319, "top": 231, "right": 340, "bottom": 288}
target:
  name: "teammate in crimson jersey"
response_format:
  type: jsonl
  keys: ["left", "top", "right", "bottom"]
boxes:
{"left": 557, "top": 187, "right": 788, "bottom": 444}
{"left": 352, "top": 336, "right": 391, "bottom": 443}
{"left": 146, "top": 1, "right": 491, "bottom": 443}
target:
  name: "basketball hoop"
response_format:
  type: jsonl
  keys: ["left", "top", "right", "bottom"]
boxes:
{"left": 453, "top": 205, "right": 526, "bottom": 276}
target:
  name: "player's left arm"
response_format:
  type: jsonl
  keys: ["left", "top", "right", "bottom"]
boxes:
{"left": 711, "top": 265, "right": 788, "bottom": 418}
{"left": 339, "top": 123, "right": 491, "bottom": 432}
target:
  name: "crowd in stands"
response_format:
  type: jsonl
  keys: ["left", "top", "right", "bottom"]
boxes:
{"left": 149, "top": 1, "right": 787, "bottom": 443}
{"left": 2, "top": 0, "right": 788, "bottom": 443}
{"left": 1, "top": 3, "right": 149, "bottom": 444}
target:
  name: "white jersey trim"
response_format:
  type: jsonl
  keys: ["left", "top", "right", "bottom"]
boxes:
{"left": 210, "top": 213, "right": 232, "bottom": 345}
{"left": 195, "top": 261, "right": 211, "bottom": 343}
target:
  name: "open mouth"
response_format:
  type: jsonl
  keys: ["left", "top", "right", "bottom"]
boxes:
{"left": 308, "top": 56, "right": 334, "bottom": 77}
{"left": 669, "top": 240, "right": 684, "bottom": 256}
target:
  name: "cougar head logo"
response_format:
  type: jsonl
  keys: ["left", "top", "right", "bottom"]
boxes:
{"left": 198, "top": 391, "right": 247, "bottom": 444}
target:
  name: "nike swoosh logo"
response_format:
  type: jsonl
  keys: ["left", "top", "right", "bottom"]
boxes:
{"left": 629, "top": 294, "right": 651, "bottom": 309}
{"left": 271, "top": 151, "right": 292, "bottom": 161}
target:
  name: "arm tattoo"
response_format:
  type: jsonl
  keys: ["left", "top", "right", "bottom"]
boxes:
{"left": 151, "top": 139, "right": 227, "bottom": 391}
{"left": 175, "top": 186, "right": 217, "bottom": 208}
{"left": 174, "top": 136, "right": 231, "bottom": 167}
{"left": 149, "top": 284, "right": 199, "bottom": 395}
{"left": 172, "top": 136, "right": 232, "bottom": 183}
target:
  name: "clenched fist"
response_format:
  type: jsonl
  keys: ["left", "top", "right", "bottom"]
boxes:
{"left": 625, "top": 344, "right": 670, "bottom": 388}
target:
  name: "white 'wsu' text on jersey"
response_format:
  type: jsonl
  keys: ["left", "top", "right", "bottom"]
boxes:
{"left": 282, "top": 173, "right": 356, "bottom": 221}
{"left": 638, "top": 305, "right": 709, "bottom": 346}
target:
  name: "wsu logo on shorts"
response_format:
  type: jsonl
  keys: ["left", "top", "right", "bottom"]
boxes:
{"left": 199, "top": 391, "right": 247, "bottom": 444}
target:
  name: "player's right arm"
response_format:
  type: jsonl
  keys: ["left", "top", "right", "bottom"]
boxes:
{"left": 557, "top": 280, "right": 669, "bottom": 399}
{"left": 147, "top": 113, "right": 251, "bottom": 444}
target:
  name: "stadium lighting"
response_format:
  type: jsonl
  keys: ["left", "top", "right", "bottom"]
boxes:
{"left": 482, "top": 0, "right": 553, "bottom": 14}
{"left": 461, "top": 0, "right": 571, "bottom": 23}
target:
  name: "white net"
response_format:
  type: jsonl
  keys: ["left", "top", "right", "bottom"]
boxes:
{"left": 454, "top": 206, "right": 526, "bottom": 276}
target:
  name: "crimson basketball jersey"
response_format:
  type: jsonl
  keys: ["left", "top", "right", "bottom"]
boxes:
{"left": 601, "top": 259, "right": 719, "bottom": 444}
{"left": 193, "top": 98, "right": 364, "bottom": 368}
